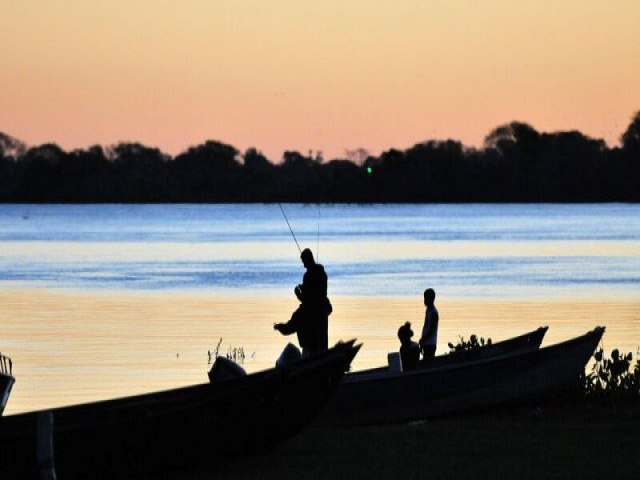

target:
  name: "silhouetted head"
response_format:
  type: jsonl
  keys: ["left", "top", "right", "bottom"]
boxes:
{"left": 424, "top": 288, "right": 436, "bottom": 306}
{"left": 398, "top": 321, "right": 414, "bottom": 343}
{"left": 300, "top": 248, "right": 315, "bottom": 268}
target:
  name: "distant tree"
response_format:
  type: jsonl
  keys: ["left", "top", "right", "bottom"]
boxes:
{"left": 0, "top": 132, "right": 27, "bottom": 159}
{"left": 65, "top": 145, "right": 114, "bottom": 201}
{"left": 109, "top": 142, "right": 169, "bottom": 201}
{"left": 535, "top": 130, "right": 607, "bottom": 201}
{"left": 0, "top": 132, "right": 26, "bottom": 200}
{"left": 621, "top": 110, "right": 640, "bottom": 152}
{"left": 242, "top": 148, "right": 275, "bottom": 201}
{"left": 282, "top": 150, "right": 314, "bottom": 168}
{"left": 484, "top": 122, "right": 541, "bottom": 158}
{"left": 321, "top": 159, "right": 367, "bottom": 202}
{"left": 173, "top": 140, "right": 241, "bottom": 201}
{"left": 615, "top": 110, "right": 640, "bottom": 200}
{"left": 176, "top": 140, "right": 239, "bottom": 168}
{"left": 15, "top": 144, "right": 67, "bottom": 201}
{"left": 243, "top": 148, "right": 270, "bottom": 171}
{"left": 483, "top": 122, "right": 546, "bottom": 200}
{"left": 277, "top": 151, "right": 319, "bottom": 201}
{"left": 345, "top": 148, "right": 370, "bottom": 165}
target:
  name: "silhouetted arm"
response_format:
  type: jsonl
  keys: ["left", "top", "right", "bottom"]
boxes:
{"left": 274, "top": 314, "right": 300, "bottom": 335}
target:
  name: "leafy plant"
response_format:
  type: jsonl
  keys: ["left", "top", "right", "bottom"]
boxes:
{"left": 448, "top": 334, "right": 492, "bottom": 353}
{"left": 583, "top": 348, "right": 639, "bottom": 405}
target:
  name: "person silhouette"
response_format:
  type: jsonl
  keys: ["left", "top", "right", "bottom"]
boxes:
{"left": 419, "top": 288, "right": 439, "bottom": 361}
{"left": 398, "top": 322, "right": 420, "bottom": 371}
{"left": 274, "top": 248, "right": 332, "bottom": 358}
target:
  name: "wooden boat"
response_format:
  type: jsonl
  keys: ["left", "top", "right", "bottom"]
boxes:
{"left": 0, "top": 353, "right": 14, "bottom": 416}
{"left": 349, "top": 326, "right": 548, "bottom": 379}
{"left": 0, "top": 340, "right": 360, "bottom": 478}
{"left": 321, "top": 327, "right": 603, "bottom": 426}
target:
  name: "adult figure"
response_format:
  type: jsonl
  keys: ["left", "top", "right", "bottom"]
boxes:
{"left": 419, "top": 288, "right": 439, "bottom": 360}
{"left": 397, "top": 322, "right": 420, "bottom": 371}
{"left": 274, "top": 248, "right": 332, "bottom": 357}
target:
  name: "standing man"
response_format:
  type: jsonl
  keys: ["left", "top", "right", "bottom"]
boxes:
{"left": 274, "top": 248, "right": 332, "bottom": 357}
{"left": 419, "top": 288, "right": 439, "bottom": 360}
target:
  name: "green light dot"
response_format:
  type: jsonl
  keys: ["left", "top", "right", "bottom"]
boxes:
{"left": 367, "top": 166, "right": 373, "bottom": 175}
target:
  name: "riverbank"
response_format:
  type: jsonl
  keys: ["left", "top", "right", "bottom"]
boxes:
{"left": 170, "top": 405, "right": 640, "bottom": 479}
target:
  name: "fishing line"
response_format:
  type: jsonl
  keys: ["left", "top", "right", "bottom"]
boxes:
{"left": 278, "top": 203, "right": 302, "bottom": 254}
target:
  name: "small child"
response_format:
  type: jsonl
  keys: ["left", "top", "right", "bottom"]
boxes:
{"left": 397, "top": 322, "right": 421, "bottom": 371}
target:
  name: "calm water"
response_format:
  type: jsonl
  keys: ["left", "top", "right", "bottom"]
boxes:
{"left": 1, "top": 203, "right": 640, "bottom": 298}
{"left": 1, "top": 204, "right": 639, "bottom": 414}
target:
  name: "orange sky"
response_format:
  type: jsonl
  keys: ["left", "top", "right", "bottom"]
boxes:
{"left": 1, "top": 0, "right": 639, "bottom": 161}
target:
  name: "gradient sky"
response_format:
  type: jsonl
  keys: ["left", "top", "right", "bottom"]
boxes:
{"left": 1, "top": 0, "right": 639, "bottom": 161}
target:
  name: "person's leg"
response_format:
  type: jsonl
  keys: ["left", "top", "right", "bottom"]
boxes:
{"left": 423, "top": 345, "right": 436, "bottom": 360}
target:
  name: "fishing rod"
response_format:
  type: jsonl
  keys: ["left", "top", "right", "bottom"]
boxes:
{"left": 278, "top": 203, "right": 302, "bottom": 254}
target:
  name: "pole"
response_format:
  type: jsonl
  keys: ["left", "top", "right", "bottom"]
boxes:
{"left": 278, "top": 203, "right": 302, "bottom": 254}
{"left": 37, "top": 411, "right": 57, "bottom": 480}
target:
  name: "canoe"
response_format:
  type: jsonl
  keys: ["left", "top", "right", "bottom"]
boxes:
{"left": 0, "top": 353, "right": 14, "bottom": 417}
{"left": 348, "top": 326, "right": 548, "bottom": 380}
{"left": 322, "top": 327, "right": 603, "bottom": 426}
{"left": 0, "top": 340, "right": 360, "bottom": 478}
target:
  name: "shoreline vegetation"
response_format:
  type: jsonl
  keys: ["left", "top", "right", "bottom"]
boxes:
{"left": 1, "top": 111, "right": 639, "bottom": 203}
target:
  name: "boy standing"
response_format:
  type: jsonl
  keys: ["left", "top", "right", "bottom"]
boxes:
{"left": 419, "top": 288, "right": 439, "bottom": 360}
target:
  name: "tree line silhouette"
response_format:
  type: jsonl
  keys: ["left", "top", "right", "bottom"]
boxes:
{"left": 1, "top": 112, "right": 638, "bottom": 203}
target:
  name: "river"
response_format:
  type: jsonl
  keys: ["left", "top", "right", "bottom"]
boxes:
{"left": 1, "top": 204, "right": 638, "bottom": 414}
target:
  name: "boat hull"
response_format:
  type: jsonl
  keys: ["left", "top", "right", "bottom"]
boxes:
{"left": 0, "top": 341, "right": 360, "bottom": 478}
{"left": 322, "top": 328, "right": 603, "bottom": 426}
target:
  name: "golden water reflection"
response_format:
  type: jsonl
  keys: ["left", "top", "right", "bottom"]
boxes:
{"left": 1, "top": 290, "right": 639, "bottom": 415}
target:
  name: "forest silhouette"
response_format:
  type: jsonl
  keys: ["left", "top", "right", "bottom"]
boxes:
{"left": 1, "top": 112, "right": 638, "bottom": 203}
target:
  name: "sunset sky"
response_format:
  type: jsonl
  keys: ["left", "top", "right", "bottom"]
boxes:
{"left": 1, "top": 0, "right": 639, "bottom": 160}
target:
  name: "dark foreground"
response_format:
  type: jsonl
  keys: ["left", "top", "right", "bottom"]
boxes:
{"left": 168, "top": 406, "right": 639, "bottom": 480}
